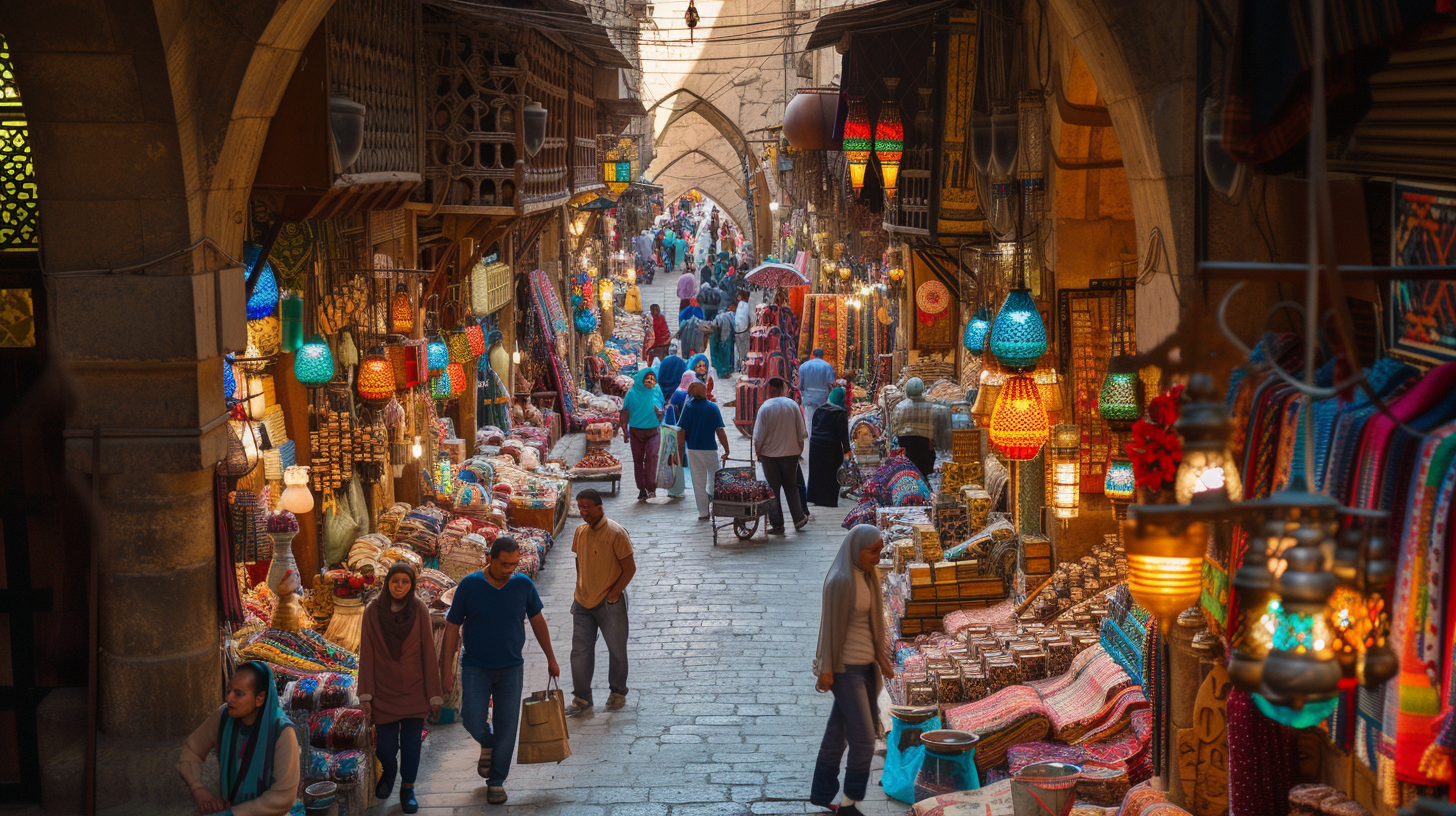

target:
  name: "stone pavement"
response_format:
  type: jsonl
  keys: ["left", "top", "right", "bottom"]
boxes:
{"left": 367, "top": 269, "right": 905, "bottom": 815}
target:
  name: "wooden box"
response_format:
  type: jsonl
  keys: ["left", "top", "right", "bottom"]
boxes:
{"left": 910, "top": 583, "right": 939, "bottom": 601}
{"left": 908, "top": 562, "right": 933, "bottom": 586}
{"left": 1023, "top": 536, "right": 1053, "bottom": 559}
{"left": 955, "top": 560, "right": 981, "bottom": 580}
{"left": 961, "top": 577, "right": 1005, "bottom": 598}
{"left": 1024, "top": 556, "right": 1053, "bottom": 575}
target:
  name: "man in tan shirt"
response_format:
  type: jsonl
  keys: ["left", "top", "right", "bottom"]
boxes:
{"left": 565, "top": 488, "right": 637, "bottom": 716}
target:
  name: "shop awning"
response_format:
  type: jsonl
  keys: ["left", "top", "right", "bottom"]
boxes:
{"left": 806, "top": 0, "right": 963, "bottom": 51}
{"left": 598, "top": 98, "right": 649, "bottom": 119}
{"left": 426, "top": 0, "right": 633, "bottom": 69}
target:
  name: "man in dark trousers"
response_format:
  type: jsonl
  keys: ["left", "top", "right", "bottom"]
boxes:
{"left": 564, "top": 489, "right": 637, "bottom": 717}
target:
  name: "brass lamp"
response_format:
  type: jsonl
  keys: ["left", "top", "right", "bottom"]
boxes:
{"left": 1174, "top": 374, "right": 1244, "bottom": 504}
{"left": 1125, "top": 504, "right": 1210, "bottom": 634}
{"left": 1229, "top": 519, "right": 1284, "bottom": 693}
{"left": 1048, "top": 424, "right": 1080, "bottom": 522}
{"left": 1260, "top": 521, "right": 1343, "bottom": 708}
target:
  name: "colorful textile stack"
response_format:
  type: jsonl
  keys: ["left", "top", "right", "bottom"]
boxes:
{"left": 713, "top": 466, "right": 772, "bottom": 503}
{"left": 396, "top": 504, "right": 448, "bottom": 558}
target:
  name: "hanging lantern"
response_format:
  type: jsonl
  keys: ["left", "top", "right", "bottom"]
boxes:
{"left": 357, "top": 347, "right": 396, "bottom": 403}
{"left": 888, "top": 264, "right": 905, "bottom": 282}
{"left": 431, "top": 373, "right": 452, "bottom": 400}
{"left": 1229, "top": 519, "right": 1284, "bottom": 693}
{"left": 427, "top": 337, "right": 449, "bottom": 374}
{"left": 1104, "top": 456, "right": 1136, "bottom": 504}
{"left": 988, "top": 374, "right": 1049, "bottom": 460}
{"left": 1261, "top": 523, "right": 1343, "bottom": 707}
{"left": 391, "top": 282, "right": 414, "bottom": 334}
{"left": 874, "top": 89, "right": 903, "bottom": 197}
{"left": 280, "top": 292, "right": 303, "bottom": 353}
{"left": 599, "top": 277, "right": 615, "bottom": 309}
{"left": 970, "top": 363, "right": 1006, "bottom": 429}
{"left": 447, "top": 362, "right": 467, "bottom": 396}
{"left": 293, "top": 336, "right": 334, "bottom": 387}
{"left": 963, "top": 306, "right": 991, "bottom": 354}
{"left": 842, "top": 96, "right": 873, "bottom": 193}
{"left": 463, "top": 318, "right": 487, "bottom": 358}
{"left": 243, "top": 242, "right": 281, "bottom": 320}
{"left": 604, "top": 154, "right": 632, "bottom": 196}
{"left": 1124, "top": 506, "right": 1209, "bottom": 633}
{"left": 839, "top": 265, "right": 853, "bottom": 281}
{"left": 1032, "top": 366, "right": 1064, "bottom": 414}
{"left": 988, "top": 288, "right": 1048, "bottom": 371}
{"left": 1049, "top": 423, "right": 1080, "bottom": 521}
{"left": 277, "top": 465, "right": 314, "bottom": 514}
{"left": 223, "top": 353, "right": 238, "bottom": 405}
{"left": 1174, "top": 373, "right": 1243, "bottom": 503}
{"left": 1098, "top": 355, "right": 1144, "bottom": 425}
{"left": 446, "top": 328, "right": 474, "bottom": 363}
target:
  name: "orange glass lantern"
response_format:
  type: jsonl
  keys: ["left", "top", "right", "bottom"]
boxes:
{"left": 874, "top": 93, "right": 903, "bottom": 196}
{"left": 391, "top": 282, "right": 414, "bottom": 334}
{"left": 842, "top": 96, "right": 872, "bottom": 193}
{"left": 447, "top": 362, "right": 467, "bottom": 396}
{"left": 357, "top": 347, "right": 396, "bottom": 403}
{"left": 988, "top": 374, "right": 1049, "bottom": 460}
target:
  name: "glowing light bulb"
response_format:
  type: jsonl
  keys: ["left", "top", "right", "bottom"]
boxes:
{"left": 769, "top": 201, "right": 780, "bottom": 213}
{"left": 411, "top": 436, "right": 423, "bottom": 459}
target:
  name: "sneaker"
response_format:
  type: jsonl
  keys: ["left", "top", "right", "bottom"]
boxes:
{"left": 606, "top": 692, "right": 627, "bottom": 710}
{"left": 486, "top": 785, "right": 507, "bottom": 805}
{"left": 564, "top": 697, "right": 593, "bottom": 716}
{"left": 476, "top": 745, "right": 492, "bottom": 778}
{"left": 400, "top": 785, "right": 418, "bottom": 814}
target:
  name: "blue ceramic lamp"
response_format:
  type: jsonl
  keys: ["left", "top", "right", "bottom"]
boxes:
{"left": 963, "top": 307, "right": 991, "bottom": 353}
{"left": 988, "top": 288, "right": 1047, "bottom": 370}
{"left": 294, "top": 336, "right": 334, "bottom": 387}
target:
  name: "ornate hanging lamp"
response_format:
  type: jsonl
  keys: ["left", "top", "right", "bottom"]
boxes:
{"left": 391, "top": 282, "right": 414, "bottom": 334}
{"left": 1125, "top": 505, "right": 1209, "bottom": 633}
{"left": 1049, "top": 423, "right": 1081, "bottom": 522}
{"left": 1229, "top": 518, "right": 1284, "bottom": 693}
{"left": 357, "top": 347, "right": 396, "bottom": 404}
{"left": 970, "top": 357, "right": 1006, "bottom": 429}
{"left": 277, "top": 465, "right": 314, "bottom": 515}
{"left": 988, "top": 288, "right": 1047, "bottom": 371}
{"left": 963, "top": 306, "right": 991, "bottom": 354}
{"left": 1173, "top": 374, "right": 1244, "bottom": 503}
{"left": 426, "top": 337, "right": 449, "bottom": 374}
{"left": 293, "top": 335, "right": 334, "bottom": 387}
{"left": 1260, "top": 521, "right": 1343, "bottom": 708}
{"left": 1098, "top": 355, "right": 1144, "bottom": 424}
{"left": 989, "top": 374, "right": 1049, "bottom": 460}
{"left": 842, "top": 96, "right": 873, "bottom": 194}
{"left": 243, "top": 242, "right": 281, "bottom": 321}
{"left": 875, "top": 80, "right": 903, "bottom": 197}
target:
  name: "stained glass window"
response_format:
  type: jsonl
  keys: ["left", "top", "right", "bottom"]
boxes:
{"left": 0, "top": 35, "right": 37, "bottom": 252}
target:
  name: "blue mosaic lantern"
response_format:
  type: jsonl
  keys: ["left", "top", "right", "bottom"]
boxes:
{"left": 427, "top": 337, "right": 449, "bottom": 374}
{"left": 1098, "top": 356, "right": 1144, "bottom": 424}
{"left": 988, "top": 288, "right": 1047, "bottom": 370}
{"left": 963, "top": 306, "right": 991, "bottom": 353}
{"left": 243, "top": 242, "right": 281, "bottom": 321}
{"left": 293, "top": 336, "right": 334, "bottom": 387}
{"left": 1104, "top": 457, "right": 1135, "bottom": 503}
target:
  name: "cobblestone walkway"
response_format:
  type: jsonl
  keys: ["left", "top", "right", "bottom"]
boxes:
{"left": 373, "top": 271, "right": 902, "bottom": 815}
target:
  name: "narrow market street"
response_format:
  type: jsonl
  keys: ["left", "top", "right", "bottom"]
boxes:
{"left": 372, "top": 274, "right": 896, "bottom": 816}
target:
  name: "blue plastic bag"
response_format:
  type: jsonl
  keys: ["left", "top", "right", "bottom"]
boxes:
{"left": 882, "top": 712, "right": 941, "bottom": 803}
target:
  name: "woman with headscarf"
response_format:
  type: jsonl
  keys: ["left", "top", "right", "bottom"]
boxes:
{"left": 620, "top": 368, "right": 665, "bottom": 500}
{"left": 178, "top": 661, "right": 300, "bottom": 816}
{"left": 710, "top": 309, "right": 735, "bottom": 378}
{"left": 678, "top": 303, "right": 708, "bottom": 358}
{"left": 810, "top": 526, "right": 892, "bottom": 815}
{"left": 656, "top": 354, "right": 688, "bottom": 406}
{"left": 686, "top": 352, "right": 717, "bottom": 402}
{"left": 661, "top": 369, "right": 696, "bottom": 499}
{"left": 647, "top": 304, "right": 672, "bottom": 362}
{"left": 807, "top": 387, "right": 852, "bottom": 508}
{"left": 360, "top": 562, "right": 443, "bottom": 813}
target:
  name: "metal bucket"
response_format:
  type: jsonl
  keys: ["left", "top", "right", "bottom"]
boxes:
{"left": 1010, "top": 762, "right": 1081, "bottom": 816}
{"left": 303, "top": 781, "right": 339, "bottom": 816}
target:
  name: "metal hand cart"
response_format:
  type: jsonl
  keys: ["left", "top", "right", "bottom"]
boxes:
{"left": 710, "top": 448, "right": 773, "bottom": 545}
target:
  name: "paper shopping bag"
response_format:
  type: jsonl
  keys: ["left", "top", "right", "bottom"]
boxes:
{"left": 516, "top": 680, "right": 571, "bottom": 764}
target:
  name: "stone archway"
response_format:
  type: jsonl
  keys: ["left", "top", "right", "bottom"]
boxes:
{"left": 0, "top": 1, "right": 334, "bottom": 809}
{"left": 646, "top": 88, "right": 774, "bottom": 250}
{"left": 1042, "top": 0, "right": 1195, "bottom": 350}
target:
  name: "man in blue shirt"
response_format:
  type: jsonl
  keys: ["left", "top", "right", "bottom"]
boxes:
{"left": 799, "top": 348, "right": 836, "bottom": 418}
{"left": 678, "top": 381, "right": 731, "bottom": 519}
{"left": 442, "top": 537, "right": 560, "bottom": 805}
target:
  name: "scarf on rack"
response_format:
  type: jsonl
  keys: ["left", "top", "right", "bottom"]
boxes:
{"left": 370, "top": 562, "right": 422, "bottom": 661}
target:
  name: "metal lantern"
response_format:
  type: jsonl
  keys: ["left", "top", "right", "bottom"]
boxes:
{"left": 1174, "top": 374, "right": 1243, "bottom": 503}
{"left": 963, "top": 306, "right": 991, "bottom": 354}
{"left": 1124, "top": 505, "right": 1209, "bottom": 633}
{"left": 223, "top": 353, "right": 238, "bottom": 405}
{"left": 604, "top": 156, "right": 632, "bottom": 195}
{"left": 523, "top": 100, "right": 547, "bottom": 157}
{"left": 875, "top": 85, "right": 903, "bottom": 196}
{"left": 970, "top": 362, "right": 1006, "bottom": 429}
{"left": 1049, "top": 424, "right": 1080, "bottom": 521}
{"left": 1229, "top": 519, "right": 1284, "bottom": 692}
{"left": 1104, "top": 457, "right": 1136, "bottom": 505}
{"left": 280, "top": 292, "right": 303, "bottom": 352}
{"left": 989, "top": 374, "right": 1048, "bottom": 460}
{"left": 1261, "top": 523, "right": 1343, "bottom": 707}
{"left": 391, "top": 282, "right": 414, "bottom": 334}
{"left": 357, "top": 347, "right": 396, "bottom": 403}
{"left": 293, "top": 336, "right": 334, "bottom": 387}
{"left": 1032, "top": 366, "right": 1064, "bottom": 415}
{"left": 988, "top": 288, "right": 1047, "bottom": 371}
{"left": 843, "top": 96, "right": 873, "bottom": 193}
{"left": 427, "top": 337, "right": 449, "bottom": 374}
{"left": 1098, "top": 355, "right": 1144, "bottom": 425}
{"left": 1325, "top": 510, "right": 1397, "bottom": 689}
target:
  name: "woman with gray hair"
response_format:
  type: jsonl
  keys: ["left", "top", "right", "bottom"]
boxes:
{"left": 810, "top": 524, "right": 893, "bottom": 814}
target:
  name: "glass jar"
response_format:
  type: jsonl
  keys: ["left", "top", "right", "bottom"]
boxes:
{"left": 914, "top": 730, "right": 980, "bottom": 801}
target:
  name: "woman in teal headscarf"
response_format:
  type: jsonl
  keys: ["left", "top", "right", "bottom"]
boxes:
{"left": 178, "top": 661, "right": 299, "bottom": 815}
{"left": 620, "top": 367, "right": 665, "bottom": 500}
{"left": 807, "top": 387, "right": 852, "bottom": 508}
{"left": 686, "top": 353, "right": 717, "bottom": 402}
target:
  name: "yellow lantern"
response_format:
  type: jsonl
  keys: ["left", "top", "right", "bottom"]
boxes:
{"left": 1125, "top": 505, "right": 1209, "bottom": 633}
{"left": 1048, "top": 423, "right": 1080, "bottom": 521}
{"left": 988, "top": 374, "right": 1049, "bottom": 460}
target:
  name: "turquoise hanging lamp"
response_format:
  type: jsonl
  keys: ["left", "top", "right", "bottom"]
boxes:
{"left": 427, "top": 336, "right": 449, "bottom": 374}
{"left": 294, "top": 335, "right": 334, "bottom": 387}
{"left": 988, "top": 288, "right": 1047, "bottom": 370}
{"left": 243, "top": 242, "right": 281, "bottom": 321}
{"left": 1098, "top": 355, "right": 1144, "bottom": 423}
{"left": 963, "top": 306, "right": 991, "bottom": 354}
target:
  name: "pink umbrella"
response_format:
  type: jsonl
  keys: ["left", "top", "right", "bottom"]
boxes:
{"left": 744, "top": 262, "right": 810, "bottom": 288}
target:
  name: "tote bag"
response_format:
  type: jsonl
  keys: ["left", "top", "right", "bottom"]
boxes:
{"left": 655, "top": 424, "right": 681, "bottom": 490}
{"left": 517, "top": 679, "right": 571, "bottom": 764}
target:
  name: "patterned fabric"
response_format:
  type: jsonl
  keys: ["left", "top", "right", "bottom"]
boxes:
{"left": 712, "top": 466, "right": 771, "bottom": 503}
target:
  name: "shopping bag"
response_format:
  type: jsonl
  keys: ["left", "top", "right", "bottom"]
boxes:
{"left": 517, "top": 679, "right": 571, "bottom": 764}
{"left": 655, "top": 425, "right": 680, "bottom": 490}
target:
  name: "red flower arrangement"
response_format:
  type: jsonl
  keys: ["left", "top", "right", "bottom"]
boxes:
{"left": 1125, "top": 383, "right": 1185, "bottom": 494}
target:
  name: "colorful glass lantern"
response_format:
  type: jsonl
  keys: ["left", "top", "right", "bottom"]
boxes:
{"left": 839, "top": 265, "right": 853, "bottom": 281}
{"left": 988, "top": 288, "right": 1048, "bottom": 370}
{"left": 875, "top": 97, "right": 903, "bottom": 196}
{"left": 842, "top": 96, "right": 873, "bottom": 193}
{"left": 464, "top": 319, "right": 487, "bottom": 357}
{"left": 888, "top": 265, "right": 905, "bottom": 282}
{"left": 1124, "top": 506, "right": 1209, "bottom": 633}
{"left": 280, "top": 292, "right": 303, "bottom": 352}
{"left": 1261, "top": 524, "right": 1342, "bottom": 706}
{"left": 989, "top": 374, "right": 1049, "bottom": 460}
{"left": 357, "top": 347, "right": 396, "bottom": 403}
{"left": 1098, "top": 356, "right": 1144, "bottom": 424}
{"left": 970, "top": 363, "right": 1006, "bottom": 429}
{"left": 1174, "top": 374, "right": 1243, "bottom": 503}
{"left": 427, "top": 337, "right": 448, "bottom": 374}
{"left": 223, "top": 353, "right": 238, "bottom": 405}
{"left": 243, "top": 243, "right": 281, "bottom": 320}
{"left": 293, "top": 336, "right": 334, "bottom": 387}
{"left": 1103, "top": 457, "right": 1136, "bottom": 504}
{"left": 447, "top": 362, "right": 467, "bottom": 395}
{"left": 604, "top": 158, "right": 632, "bottom": 196}
{"left": 431, "top": 373, "right": 451, "bottom": 400}
{"left": 1229, "top": 519, "right": 1283, "bottom": 692}
{"left": 1032, "top": 366, "right": 1064, "bottom": 414}
{"left": 963, "top": 306, "right": 991, "bottom": 354}
{"left": 391, "top": 282, "right": 414, "bottom": 334}
{"left": 1049, "top": 423, "right": 1080, "bottom": 521}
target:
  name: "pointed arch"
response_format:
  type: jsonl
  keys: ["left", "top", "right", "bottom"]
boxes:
{"left": 650, "top": 148, "right": 747, "bottom": 199}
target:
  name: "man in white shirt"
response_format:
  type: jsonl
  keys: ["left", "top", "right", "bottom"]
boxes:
{"left": 752, "top": 377, "right": 810, "bottom": 533}
{"left": 732, "top": 292, "right": 753, "bottom": 374}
